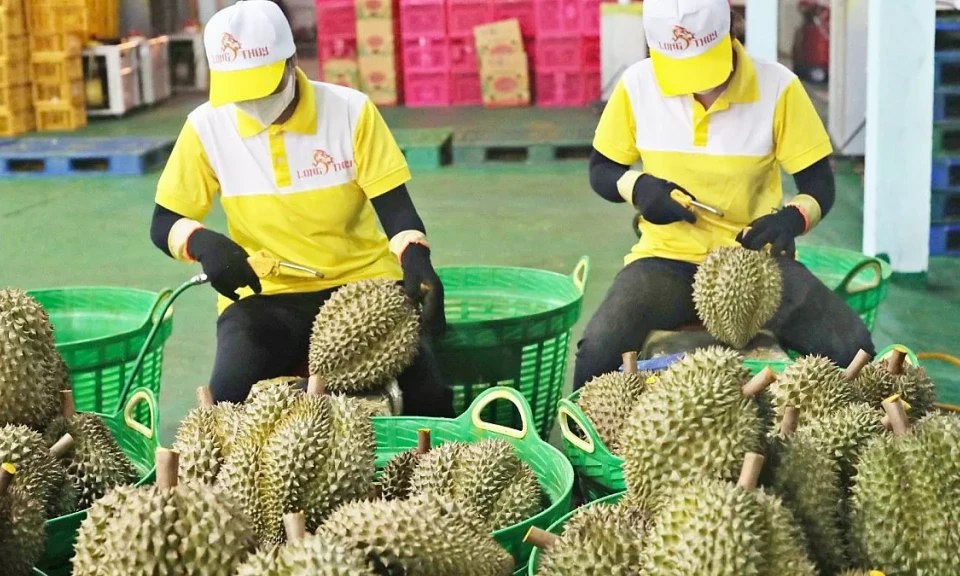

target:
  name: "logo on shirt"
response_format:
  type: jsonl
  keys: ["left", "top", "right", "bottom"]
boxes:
{"left": 213, "top": 33, "right": 271, "bottom": 64}
{"left": 657, "top": 26, "right": 719, "bottom": 52}
{"left": 296, "top": 149, "right": 354, "bottom": 180}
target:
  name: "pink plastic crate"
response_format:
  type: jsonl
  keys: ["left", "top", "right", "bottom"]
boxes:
{"left": 580, "top": 0, "right": 600, "bottom": 35}
{"left": 400, "top": 0, "right": 447, "bottom": 38}
{"left": 451, "top": 70, "right": 482, "bottom": 105}
{"left": 449, "top": 36, "right": 479, "bottom": 72}
{"left": 403, "top": 37, "right": 450, "bottom": 71}
{"left": 535, "top": 70, "right": 599, "bottom": 106}
{"left": 316, "top": 0, "right": 357, "bottom": 39}
{"left": 492, "top": 0, "right": 536, "bottom": 37}
{"left": 584, "top": 69, "right": 601, "bottom": 102}
{"left": 447, "top": 0, "right": 494, "bottom": 38}
{"left": 404, "top": 70, "right": 451, "bottom": 106}
{"left": 581, "top": 35, "right": 600, "bottom": 71}
{"left": 535, "top": 35, "right": 582, "bottom": 71}
{"left": 534, "top": 0, "right": 581, "bottom": 36}
{"left": 318, "top": 37, "right": 358, "bottom": 61}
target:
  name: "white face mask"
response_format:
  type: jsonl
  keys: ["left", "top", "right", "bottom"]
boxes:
{"left": 235, "top": 68, "right": 297, "bottom": 126}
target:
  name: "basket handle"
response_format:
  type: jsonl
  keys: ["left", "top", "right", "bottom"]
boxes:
{"left": 141, "top": 289, "right": 174, "bottom": 329}
{"left": 469, "top": 386, "right": 534, "bottom": 441}
{"left": 557, "top": 398, "right": 597, "bottom": 454}
{"left": 838, "top": 258, "right": 883, "bottom": 296}
{"left": 122, "top": 387, "right": 158, "bottom": 441}
{"left": 571, "top": 256, "right": 590, "bottom": 295}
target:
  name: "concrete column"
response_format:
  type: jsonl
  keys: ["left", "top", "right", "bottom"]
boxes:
{"left": 862, "top": 2, "right": 935, "bottom": 276}
{"left": 745, "top": 0, "right": 779, "bottom": 62}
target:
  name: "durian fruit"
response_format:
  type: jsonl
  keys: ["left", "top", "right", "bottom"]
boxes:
{"left": 318, "top": 492, "right": 515, "bottom": 575}
{"left": 173, "top": 386, "right": 237, "bottom": 484}
{"left": 0, "top": 463, "right": 47, "bottom": 576}
{"left": 617, "top": 347, "right": 769, "bottom": 510}
{"left": 408, "top": 437, "right": 543, "bottom": 531}
{"left": 72, "top": 448, "right": 258, "bottom": 576}
{"left": 308, "top": 279, "right": 421, "bottom": 394}
{"left": 642, "top": 453, "right": 817, "bottom": 576}
{"left": 839, "top": 571, "right": 887, "bottom": 576}
{"left": 0, "top": 288, "right": 63, "bottom": 429}
{"left": 529, "top": 500, "right": 650, "bottom": 575}
{"left": 849, "top": 403, "right": 960, "bottom": 575}
{"left": 575, "top": 352, "right": 651, "bottom": 454}
{"left": 853, "top": 348, "right": 937, "bottom": 421}
{"left": 766, "top": 351, "right": 867, "bottom": 430}
{"left": 51, "top": 475, "right": 81, "bottom": 517}
{"left": 798, "top": 402, "right": 886, "bottom": 487}
{"left": 379, "top": 429, "right": 432, "bottom": 500}
{"left": 691, "top": 246, "right": 783, "bottom": 349}
{"left": 0, "top": 424, "right": 72, "bottom": 515}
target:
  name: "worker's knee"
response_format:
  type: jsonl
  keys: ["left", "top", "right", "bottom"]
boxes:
{"left": 830, "top": 320, "right": 876, "bottom": 367}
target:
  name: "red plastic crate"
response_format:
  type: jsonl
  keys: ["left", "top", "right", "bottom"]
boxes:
{"left": 534, "top": 35, "right": 582, "bottom": 71}
{"left": 447, "top": 0, "right": 493, "bottom": 38}
{"left": 402, "top": 36, "right": 450, "bottom": 71}
{"left": 581, "top": 0, "right": 600, "bottom": 35}
{"left": 400, "top": 0, "right": 447, "bottom": 38}
{"left": 534, "top": 0, "right": 581, "bottom": 36}
{"left": 451, "top": 70, "right": 482, "bottom": 105}
{"left": 535, "top": 70, "right": 599, "bottom": 106}
{"left": 404, "top": 70, "right": 451, "bottom": 106}
{"left": 316, "top": 0, "right": 357, "bottom": 39}
{"left": 582, "top": 35, "right": 600, "bottom": 71}
{"left": 449, "top": 36, "right": 478, "bottom": 72}
{"left": 492, "top": 0, "right": 536, "bottom": 37}
{"left": 318, "top": 37, "right": 358, "bottom": 61}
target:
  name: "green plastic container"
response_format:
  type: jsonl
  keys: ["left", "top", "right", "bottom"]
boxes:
{"left": 26, "top": 287, "right": 174, "bottom": 425}
{"left": 526, "top": 490, "right": 626, "bottom": 575}
{"left": 795, "top": 245, "right": 892, "bottom": 331}
{"left": 32, "top": 387, "right": 161, "bottom": 576}
{"left": 435, "top": 258, "right": 589, "bottom": 439}
{"left": 372, "top": 386, "right": 575, "bottom": 572}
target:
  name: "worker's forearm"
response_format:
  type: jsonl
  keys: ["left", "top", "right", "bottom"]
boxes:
{"left": 789, "top": 157, "right": 835, "bottom": 230}
{"left": 589, "top": 149, "right": 631, "bottom": 203}
{"left": 150, "top": 204, "right": 183, "bottom": 258}
{"left": 370, "top": 184, "right": 429, "bottom": 259}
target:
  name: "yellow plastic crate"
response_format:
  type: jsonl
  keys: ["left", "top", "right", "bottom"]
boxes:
{"left": 32, "top": 80, "right": 84, "bottom": 106}
{"left": 30, "top": 32, "right": 85, "bottom": 57}
{"left": 35, "top": 100, "right": 85, "bottom": 131}
{"left": 30, "top": 53, "right": 82, "bottom": 84}
{"left": 85, "top": 0, "right": 118, "bottom": 39}
{"left": 0, "top": 34, "right": 27, "bottom": 60}
{"left": 0, "top": 104, "right": 33, "bottom": 136}
{"left": 26, "top": 3, "right": 87, "bottom": 35}
{"left": 0, "top": 0, "right": 24, "bottom": 13}
{"left": 0, "top": 56, "right": 28, "bottom": 86}
{"left": 0, "top": 7, "right": 25, "bottom": 36}
{"left": 0, "top": 82, "right": 30, "bottom": 110}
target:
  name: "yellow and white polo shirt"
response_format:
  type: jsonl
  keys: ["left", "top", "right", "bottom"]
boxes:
{"left": 156, "top": 67, "right": 407, "bottom": 313}
{"left": 594, "top": 39, "right": 833, "bottom": 266}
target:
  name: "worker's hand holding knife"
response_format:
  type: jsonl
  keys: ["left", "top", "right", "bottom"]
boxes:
{"left": 187, "top": 229, "right": 262, "bottom": 301}
{"left": 630, "top": 174, "right": 698, "bottom": 225}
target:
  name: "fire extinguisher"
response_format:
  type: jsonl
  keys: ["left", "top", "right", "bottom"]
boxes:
{"left": 792, "top": 0, "right": 830, "bottom": 83}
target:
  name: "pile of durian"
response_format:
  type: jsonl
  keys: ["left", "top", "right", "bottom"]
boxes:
{"left": 553, "top": 344, "right": 953, "bottom": 575}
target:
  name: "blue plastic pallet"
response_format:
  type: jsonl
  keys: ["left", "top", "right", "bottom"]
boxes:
{"left": 934, "top": 90, "right": 960, "bottom": 121}
{"left": 937, "top": 18, "right": 960, "bottom": 32}
{"left": 931, "top": 156, "right": 960, "bottom": 188}
{"left": 933, "top": 188, "right": 960, "bottom": 222}
{"left": 935, "top": 51, "right": 960, "bottom": 89}
{"left": 0, "top": 136, "right": 174, "bottom": 178}
{"left": 930, "top": 221, "right": 960, "bottom": 257}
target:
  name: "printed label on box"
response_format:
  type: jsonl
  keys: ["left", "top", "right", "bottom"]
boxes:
{"left": 356, "top": 0, "right": 393, "bottom": 19}
{"left": 480, "top": 53, "right": 529, "bottom": 107}
{"left": 357, "top": 19, "right": 395, "bottom": 57}
{"left": 359, "top": 55, "right": 398, "bottom": 106}
{"left": 474, "top": 19, "right": 523, "bottom": 58}
{"left": 323, "top": 58, "right": 360, "bottom": 89}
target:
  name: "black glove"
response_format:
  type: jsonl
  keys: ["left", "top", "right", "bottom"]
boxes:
{"left": 632, "top": 174, "right": 697, "bottom": 225}
{"left": 401, "top": 243, "right": 446, "bottom": 341}
{"left": 737, "top": 206, "right": 806, "bottom": 258}
{"left": 187, "top": 229, "right": 262, "bottom": 301}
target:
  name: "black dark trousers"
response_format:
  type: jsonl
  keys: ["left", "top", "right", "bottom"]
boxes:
{"left": 572, "top": 256, "right": 877, "bottom": 390}
{"left": 209, "top": 288, "right": 454, "bottom": 417}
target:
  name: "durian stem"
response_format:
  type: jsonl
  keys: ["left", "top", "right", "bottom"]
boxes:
{"left": 523, "top": 526, "right": 559, "bottom": 549}
{"left": 49, "top": 434, "right": 74, "bottom": 459}
{"left": 417, "top": 429, "right": 432, "bottom": 454}
{"left": 61, "top": 390, "right": 76, "bottom": 419}
{"left": 156, "top": 448, "right": 180, "bottom": 489}
{"left": 622, "top": 351, "right": 639, "bottom": 374}
{"left": 886, "top": 348, "right": 907, "bottom": 375}
{"left": 781, "top": 406, "right": 799, "bottom": 436}
{"left": 882, "top": 399, "right": 910, "bottom": 436}
{"left": 737, "top": 452, "right": 765, "bottom": 489}
{"left": 844, "top": 349, "right": 873, "bottom": 380}
{"left": 283, "top": 511, "right": 307, "bottom": 542}
{"left": 741, "top": 367, "right": 775, "bottom": 398}
{"left": 196, "top": 386, "right": 214, "bottom": 407}
{"left": 307, "top": 374, "right": 326, "bottom": 396}
{"left": 0, "top": 462, "right": 15, "bottom": 496}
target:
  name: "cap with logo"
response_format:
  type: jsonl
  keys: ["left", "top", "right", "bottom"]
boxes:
{"left": 643, "top": 0, "right": 733, "bottom": 97}
{"left": 203, "top": 0, "right": 297, "bottom": 107}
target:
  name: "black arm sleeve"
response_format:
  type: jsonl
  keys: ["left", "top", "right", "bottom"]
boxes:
{"left": 791, "top": 157, "right": 835, "bottom": 218}
{"left": 150, "top": 204, "right": 185, "bottom": 258}
{"left": 588, "top": 148, "right": 631, "bottom": 204}
{"left": 369, "top": 184, "right": 426, "bottom": 239}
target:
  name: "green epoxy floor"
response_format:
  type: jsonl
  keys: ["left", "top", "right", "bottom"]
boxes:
{"left": 3, "top": 97, "right": 959, "bottom": 445}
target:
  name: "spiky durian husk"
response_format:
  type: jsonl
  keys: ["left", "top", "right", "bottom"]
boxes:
{"left": 535, "top": 502, "right": 649, "bottom": 575}
{"left": 576, "top": 370, "right": 649, "bottom": 454}
{"left": 235, "top": 533, "right": 375, "bottom": 576}
{"left": 308, "top": 279, "right": 421, "bottom": 394}
{"left": 767, "top": 355, "right": 859, "bottom": 428}
{"left": 799, "top": 402, "right": 886, "bottom": 486}
{"left": 318, "top": 492, "right": 515, "bottom": 576}
{"left": 849, "top": 413, "right": 960, "bottom": 575}
{"left": 0, "top": 424, "right": 65, "bottom": 514}
{"left": 51, "top": 475, "right": 81, "bottom": 517}
{"left": 174, "top": 406, "right": 224, "bottom": 484}
{"left": 0, "top": 289, "right": 62, "bottom": 429}
{"left": 488, "top": 463, "right": 542, "bottom": 530}
{"left": 236, "top": 377, "right": 303, "bottom": 442}
{"left": 213, "top": 402, "right": 242, "bottom": 456}
{"left": 0, "top": 476, "right": 47, "bottom": 576}
{"left": 618, "top": 348, "right": 763, "bottom": 510}
{"left": 658, "top": 346, "right": 750, "bottom": 386}
{"left": 73, "top": 481, "right": 257, "bottom": 576}
{"left": 379, "top": 449, "right": 420, "bottom": 501}
{"left": 691, "top": 246, "right": 783, "bottom": 349}
{"left": 854, "top": 362, "right": 937, "bottom": 421}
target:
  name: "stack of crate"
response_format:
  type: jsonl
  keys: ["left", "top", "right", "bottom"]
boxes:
{"left": 26, "top": 0, "right": 87, "bottom": 131}
{"left": 316, "top": 0, "right": 361, "bottom": 89}
{"left": 931, "top": 12, "right": 960, "bottom": 257}
{"left": 532, "top": 0, "right": 600, "bottom": 106}
{"left": 0, "top": 0, "right": 33, "bottom": 137}
{"left": 356, "top": 0, "right": 400, "bottom": 106}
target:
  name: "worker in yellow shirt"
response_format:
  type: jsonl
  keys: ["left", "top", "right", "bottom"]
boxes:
{"left": 575, "top": 0, "right": 874, "bottom": 388}
{"left": 149, "top": 0, "right": 452, "bottom": 416}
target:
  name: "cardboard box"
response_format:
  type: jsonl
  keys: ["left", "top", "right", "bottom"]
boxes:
{"left": 474, "top": 19, "right": 523, "bottom": 60}
{"left": 357, "top": 18, "right": 395, "bottom": 57}
{"left": 480, "top": 52, "right": 529, "bottom": 107}
{"left": 322, "top": 58, "right": 360, "bottom": 89}
{"left": 358, "top": 55, "right": 398, "bottom": 106}
{"left": 356, "top": 0, "right": 393, "bottom": 20}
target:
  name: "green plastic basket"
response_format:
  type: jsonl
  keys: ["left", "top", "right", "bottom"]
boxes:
{"left": 26, "top": 287, "right": 174, "bottom": 426}
{"left": 32, "top": 387, "right": 161, "bottom": 576}
{"left": 372, "top": 386, "right": 575, "bottom": 572}
{"left": 526, "top": 490, "right": 626, "bottom": 575}
{"left": 435, "top": 258, "right": 590, "bottom": 439}
{"left": 795, "top": 245, "right": 892, "bottom": 331}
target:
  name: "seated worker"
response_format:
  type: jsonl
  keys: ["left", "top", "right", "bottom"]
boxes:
{"left": 574, "top": 0, "right": 874, "bottom": 389}
{"left": 149, "top": 0, "right": 453, "bottom": 416}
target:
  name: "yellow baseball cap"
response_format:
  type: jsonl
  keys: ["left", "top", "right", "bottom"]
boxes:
{"left": 643, "top": 0, "right": 734, "bottom": 96}
{"left": 203, "top": 0, "right": 297, "bottom": 106}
